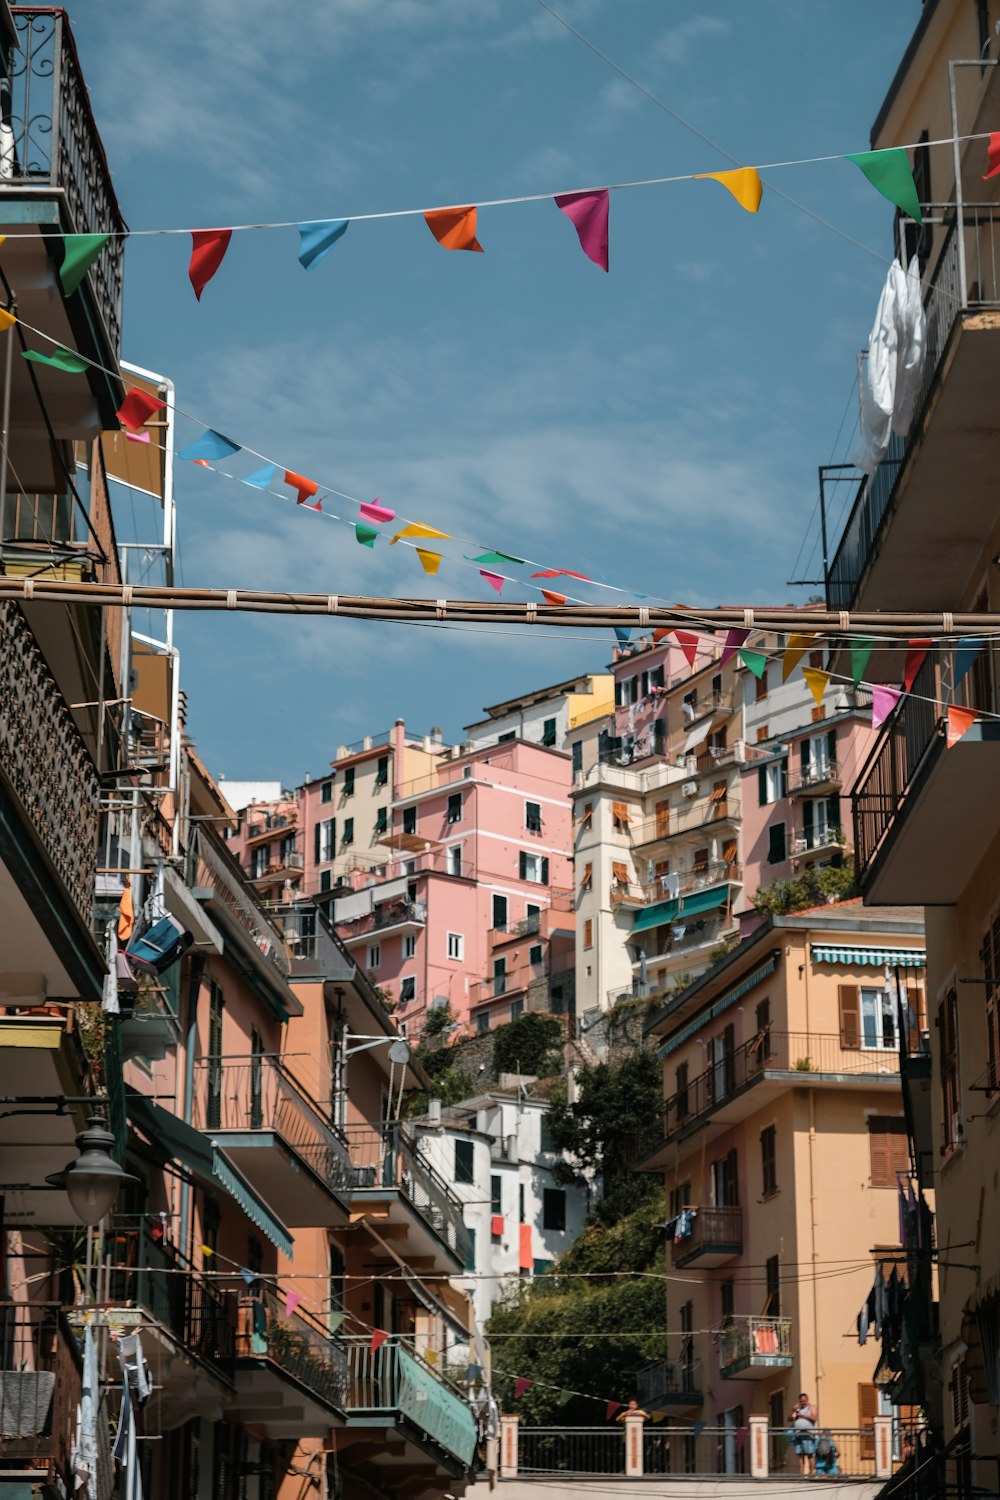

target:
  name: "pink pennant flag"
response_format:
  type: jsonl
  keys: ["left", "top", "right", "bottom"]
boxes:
{"left": 188, "top": 229, "right": 232, "bottom": 301}
{"left": 370, "top": 1329, "right": 389, "bottom": 1353}
{"left": 720, "top": 627, "right": 749, "bottom": 666}
{"left": 554, "top": 190, "right": 609, "bottom": 271}
{"left": 125, "top": 429, "right": 152, "bottom": 444}
{"left": 285, "top": 1291, "right": 301, "bottom": 1316}
{"left": 480, "top": 569, "right": 504, "bottom": 594}
{"left": 903, "top": 638, "right": 931, "bottom": 693}
{"left": 675, "top": 630, "right": 699, "bottom": 668}
{"left": 360, "top": 498, "right": 395, "bottom": 524}
{"left": 872, "top": 684, "right": 901, "bottom": 730}
{"left": 947, "top": 705, "right": 977, "bottom": 748}
{"left": 514, "top": 1377, "right": 533, "bottom": 1399}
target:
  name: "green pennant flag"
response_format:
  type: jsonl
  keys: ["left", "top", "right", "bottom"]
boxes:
{"left": 59, "top": 234, "right": 112, "bottom": 296}
{"left": 467, "top": 550, "right": 525, "bottom": 566}
{"left": 851, "top": 636, "right": 874, "bottom": 688}
{"left": 846, "top": 150, "right": 922, "bottom": 224}
{"left": 328, "top": 1310, "right": 345, "bottom": 1332}
{"left": 22, "top": 347, "right": 89, "bottom": 374}
{"left": 355, "top": 524, "right": 378, "bottom": 548}
{"left": 739, "top": 647, "right": 767, "bottom": 679}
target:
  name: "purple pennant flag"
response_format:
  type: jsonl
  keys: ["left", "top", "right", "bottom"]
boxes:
{"left": 554, "top": 190, "right": 609, "bottom": 271}
{"left": 720, "top": 628, "right": 750, "bottom": 666}
{"left": 872, "top": 684, "right": 901, "bottom": 731}
{"left": 735, "top": 1426, "right": 749, "bottom": 1452}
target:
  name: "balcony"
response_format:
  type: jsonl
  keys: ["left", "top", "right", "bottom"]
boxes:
{"left": 344, "top": 1335, "right": 477, "bottom": 1473}
{"left": 635, "top": 1353, "right": 703, "bottom": 1410}
{"left": 669, "top": 1204, "right": 743, "bottom": 1269}
{"left": 191, "top": 826, "right": 294, "bottom": 990}
{"left": 192, "top": 1054, "right": 351, "bottom": 1226}
{"left": 245, "top": 811, "right": 297, "bottom": 844}
{"left": 612, "top": 861, "right": 742, "bottom": 908}
{"left": 826, "top": 207, "right": 1000, "bottom": 619}
{"left": 854, "top": 651, "right": 1000, "bottom": 903}
{"left": 0, "top": 1302, "right": 114, "bottom": 1500}
{"left": 337, "top": 897, "right": 428, "bottom": 942}
{"left": 790, "top": 828, "right": 847, "bottom": 863}
{"left": 629, "top": 793, "right": 741, "bottom": 849}
{"left": 718, "top": 1315, "right": 793, "bottom": 1379}
{"left": 342, "top": 1123, "right": 473, "bottom": 1270}
{"left": 787, "top": 757, "right": 840, "bottom": 796}
{"left": 228, "top": 1287, "right": 348, "bottom": 1439}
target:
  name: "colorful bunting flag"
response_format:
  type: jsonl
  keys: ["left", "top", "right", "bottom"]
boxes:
{"left": 0, "top": 307, "right": 15, "bottom": 332}
{"left": 947, "top": 705, "right": 977, "bottom": 748}
{"left": 117, "top": 389, "right": 165, "bottom": 432}
{"left": 284, "top": 470, "right": 319, "bottom": 506}
{"left": 370, "top": 1329, "right": 389, "bottom": 1353}
{"left": 954, "top": 637, "right": 981, "bottom": 686}
{"left": 355, "top": 523, "right": 378, "bottom": 548}
{"left": 782, "top": 631, "right": 816, "bottom": 682}
{"left": 850, "top": 637, "right": 874, "bottom": 688}
{"left": 984, "top": 134, "right": 1000, "bottom": 181}
{"left": 360, "top": 498, "right": 395, "bottom": 524}
{"left": 695, "top": 167, "right": 763, "bottom": 213}
{"left": 614, "top": 628, "right": 631, "bottom": 646}
{"left": 847, "top": 150, "right": 922, "bottom": 224}
{"left": 480, "top": 569, "right": 504, "bottom": 593}
{"left": 514, "top": 1377, "right": 533, "bottom": 1399}
{"left": 391, "top": 523, "right": 452, "bottom": 544}
{"left": 297, "top": 218, "right": 349, "bottom": 270}
{"left": 872, "top": 684, "right": 901, "bottom": 731}
{"left": 739, "top": 647, "right": 767, "bottom": 679}
{"left": 59, "top": 234, "right": 111, "bottom": 296}
{"left": 903, "top": 638, "right": 931, "bottom": 692}
{"left": 531, "top": 568, "right": 591, "bottom": 581}
{"left": 416, "top": 548, "right": 442, "bottom": 575}
{"left": 117, "top": 880, "right": 134, "bottom": 943}
{"left": 244, "top": 464, "right": 277, "bottom": 489}
{"left": 424, "top": 1349, "right": 438, "bottom": 1366}
{"left": 285, "top": 1291, "right": 301, "bottom": 1316}
{"left": 802, "top": 666, "right": 828, "bottom": 707}
{"left": 470, "top": 550, "right": 525, "bottom": 566}
{"left": 424, "top": 206, "right": 484, "bottom": 253}
{"left": 720, "top": 627, "right": 749, "bottom": 666}
{"left": 649, "top": 1409, "right": 667, "bottom": 1424}
{"left": 200, "top": 1244, "right": 214, "bottom": 1258}
{"left": 22, "top": 348, "right": 89, "bottom": 374}
{"left": 692, "top": 1419, "right": 706, "bottom": 1440}
{"left": 554, "top": 190, "right": 610, "bottom": 271}
{"left": 126, "top": 431, "right": 151, "bottom": 444}
{"left": 675, "top": 630, "right": 700, "bottom": 668}
{"left": 540, "top": 590, "right": 566, "bottom": 605}
{"left": 328, "top": 1311, "right": 345, "bottom": 1332}
{"left": 239, "top": 1267, "right": 257, "bottom": 1286}
{"left": 606, "top": 1401, "right": 623, "bottom": 1420}
{"left": 179, "top": 429, "right": 241, "bottom": 462}
{"left": 189, "top": 229, "right": 233, "bottom": 300}
{"left": 193, "top": 458, "right": 209, "bottom": 466}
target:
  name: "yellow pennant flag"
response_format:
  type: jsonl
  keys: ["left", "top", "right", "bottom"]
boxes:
{"left": 695, "top": 167, "right": 763, "bottom": 213}
{"left": 802, "top": 666, "right": 829, "bottom": 707}
{"left": 390, "top": 522, "right": 452, "bottom": 545}
{"left": 782, "top": 632, "right": 817, "bottom": 682}
{"left": 0, "top": 305, "right": 14, "bottom": 333}
{"left": 424, "top": 1348, "right": 438, "bottom": 1366}
{"left": 200, "top": 1244, "right": 215, "bottom": 1258}
{"left": 416, "top": 548, "right": 442, "bottom": 575}
{"left": 649, "top": 1409, "right": 666, "bottom": 1424}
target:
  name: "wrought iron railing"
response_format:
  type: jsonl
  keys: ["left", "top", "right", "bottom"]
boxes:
{"left": 7, "top": 10, "right": 125, "bottom": 353}
{"left": 611, "top": 862, "right": 742, "bottom": 906}
{"left": 342, "top": 1123, "right": 473, "bottom": 1265}
{"left": 853, "top": 656, "right": 940, "bottom": 882}
{"left": 0, "top": 602, "right": 99, "bottom": 920}
{"left": 786, "top": 757, "right": 840, "bottom": 793}
{"left": 629, "top": 794, "right": 742, "bottom": 847}
{"left": 343, "top": 1336, "right": 476, "bottom": 1467}
{"left": 192, "top": 827, "right": 290, "bottom": 979}
{"left": 669, "top": 1204, "right": 742, "bottom": 1267}
{"left": 718, "top": 1315, "right": 793, "bottom": 1375}
{"left": 337, "top": 898, "right": 427, "bottom": 940}
{"left": 635, "top": 1354, "right": 703, "bottom": 1407}
{"left": 236, "top": 1287, "right": 347, "bottom": 1412}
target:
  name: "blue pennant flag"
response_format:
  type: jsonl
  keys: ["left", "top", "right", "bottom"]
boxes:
{"left": 239, "top": 1267, "right": 257, "bottom": 1286}
{"left": 244, "top": 464, "right": 277, "bottom": 489}
{"left": 179, "top": 428, "right": 241, "bottom": 462}
{"left": 298, "top": 219, "right": 349, "bottom": 270}
{"left": 954, "top": 636, "right": 981, "bottom": 686}
{"left": 614, "top": 628, "right": 631, "bottom": 646}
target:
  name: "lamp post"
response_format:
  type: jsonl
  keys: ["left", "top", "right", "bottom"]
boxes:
{"left": 46, "top": 1114, "right": 139, "bottom": 1226}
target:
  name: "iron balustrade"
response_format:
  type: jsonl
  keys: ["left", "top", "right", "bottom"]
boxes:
{"left": 343, "top": 1335, "right": 476, "bottom": 1466}
{"left": 192, "top": 827, "right": 291, "bottom": 979}
{"left": 519, "top": 1428, "right": 629, "bottom": 1475}
{"left": 342, "top": 1123, "right": 473, "bottom": 1265}
{"left": 669, "top": 1204, "right": 743, "bottom": 1267}
{"left": 719, "top": 1315, "right": 793, "bottom": 1375}
{"left": 853, "top": 655, "right": 941, "bottom": 882}
{"left": 337, "top": 899, "right": 427, "bottom": 940}
{"left": 786, "top": 756, "right": 840, "bottom": 793}
{"left": 237, "top": 1286, "right": 347, "bottom": 1412}
{"left": 611, "top": 862, "right": 742, "bottom": 906}
{"left": 7, "top": 10, "right": 125, "bottom": 354}
{"left": 635, "top": 1353, "right": 703, "bottom": 1407}
{"left": 629, "top": 795, "right": 742, "bottom": 848}
{"left": 0, "top": 601, "right": 99, "bottom": 920}
{"left": 192, "top": 1053, "right": 352, "bottom": 1196}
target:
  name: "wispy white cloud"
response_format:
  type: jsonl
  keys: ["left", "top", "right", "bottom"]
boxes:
{"left": 651, "top": 16, "right": 731, "bottom": 66}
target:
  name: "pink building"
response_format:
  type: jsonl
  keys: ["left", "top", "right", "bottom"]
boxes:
{"left": 329, "top": 738, "right": 575, "bottom": 1037}
{"left": 226, "top": 792, "right": 303, "bottom": 907}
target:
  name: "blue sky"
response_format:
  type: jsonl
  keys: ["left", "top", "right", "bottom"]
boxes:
{"left": 71, "top": 1, "right": 919, "bottom": 785}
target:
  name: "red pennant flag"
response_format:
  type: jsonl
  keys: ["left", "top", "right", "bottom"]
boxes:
{"left": 540, "top": 590, "right": 566, "bottom": 605}
{"left": 423, "top": 206, "right": 484, "bottom": 253}
{"left": 370, "top": 1328, "right": 389, "bottom": 1353}
{"left": 947, "top": 704, "right": 977, "bottom": 748}
{"left": 903, "top": 639, "right": 931, "bottom": 693}
{"left": 985, "top": 133, "right": 1000, "bottom": 180}
{"left": 652, "top": 628, "right": 670, "bottom": 643}
{"left": 284, "top": 470, "right": 318, "bottom": 506}
{"left": 189, "top": 229, "right": 233, "bottom": 300}
{"left": 606, "top": 1401, "right": 623, "bottom": 1420}
{"left": 675, "top": 630, "right": 700, "bottom": 668}
{"left": 514, "top": 1377, "right": 533, "bottom": 1399}
{"left": 530, "top": 569, "right": 591, "bottom": 581}
{"left": 117, "top": 389, "right": 165, "bottom": 432}
{"left": 193, "top": 458, "right": 210, "bottom": 468}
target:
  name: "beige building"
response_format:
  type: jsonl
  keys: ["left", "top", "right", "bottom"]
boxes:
{"left": 638, "top": 903, "right": 925, "bottom": 1472}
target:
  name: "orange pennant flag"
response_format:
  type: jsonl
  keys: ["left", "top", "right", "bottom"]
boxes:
{"left": 782, "top": 632, "right": 816, "bottom": 682}
{"left": 946, "top": 705, "right": 977, "bottom": 748}
{"left": 117, "top": 878, "right": 134, "bottom": 943}
{"left": 424, "top": 206, "right": 484, "bottom": 253}
{"left": 802, "top": 666, "right": 829, "bottom": 707}
{"left": 541, "top": 590, "right": 566, "bottom": 605}
{"left": 284, "top": 470, "right": 318, "bottom": 506}
{"left": 370, "top": 1328, "right": 389, "bottom": 1353}
{"left": 695, "top": 167, "right": 763, "bottom": 213}
{"left": 416, "top": 548, "right": 441, "bottom": 575}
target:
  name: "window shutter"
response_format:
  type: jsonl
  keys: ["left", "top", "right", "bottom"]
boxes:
{"left": 314, "top": 821, "right": 321, "bottom": 864}
{"left": 758, "top": 767, "right": 768, "bottom": 806}
{"left": 541, "top": 857, "right": 549, "bottom": 885}
{"left": 839, "top": 984, "right": 861, "bottom": 1049}
{"left": 655, "top": 800, "right": 670, "bottom": 838}
{"left": 767, "top": 823, "right": 786, "bottom": 864}
{"left": 827, "top": 729, "right": 837, "bottom": 763}
{"left": 519, "top": 851, "right": 527, "bottom": 880}
{"left": 800, "top": 740, "right": 810, "bottom": 774}
{"left": 827, "top": 794, "right": 840, "bottom": 830}
{"left": 803, "top": 799, "right": 814, "bottom": 838}
{"left": 869, "top": 1124, "right": 892, "bottom": 1187}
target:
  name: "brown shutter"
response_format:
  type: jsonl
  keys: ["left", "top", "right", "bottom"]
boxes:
{"left": 611, "top": 861, "right": 629, "bottom": 886}
{"left": 722, "top": 838, "right": 738, "bottom": 865}
{"left": 910, "top": 983, "right": 927, "bottom": 1035}
{"left": 581, "top": 863, "right": 593, "bottom": 890}
{"left": 655, "top": 800, "right": 670, "bottom": 838}
{"left": 839, "top": 984, "right": 861, "bottom": 1049}
{"left": 858, "top": 1382, "right": 878, "bottom": 1459}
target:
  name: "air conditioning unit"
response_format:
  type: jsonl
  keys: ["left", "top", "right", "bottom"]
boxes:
{"left": 681, "top": 781, "right": 698, "bottom": 797}
{"left": 287, "top": 852, "right": 304, "bottom": 869}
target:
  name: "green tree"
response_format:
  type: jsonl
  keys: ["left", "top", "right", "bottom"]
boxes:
{"left": 420, "top": 1000, "right": 456, "bottom": 1045}
{"left": 752, "top": 864, "right": 857, "bottom": 916}
{"left": 492, "top": 1011, "right": 563, "bottom": 1079}
{"left": 545, "top": 1050, "right": 663, "bottom": 1225}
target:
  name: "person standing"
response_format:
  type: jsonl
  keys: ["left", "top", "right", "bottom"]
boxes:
{"left": 791, "top": 1392, "right": 819, "bottom": 1475}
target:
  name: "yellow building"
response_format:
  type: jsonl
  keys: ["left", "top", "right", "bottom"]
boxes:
{"left": 638, "top": 902, "right": 925, "bottom": 1475}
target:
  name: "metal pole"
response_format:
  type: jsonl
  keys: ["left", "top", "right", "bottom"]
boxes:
{"left": 818, "top": 467, "right": 830, "bottom": 606}
{"left": 0, "top": 289, "right": 16, "bottom": 561}
{"left": 949, "top": 61, "right": 967, "bottom": 306}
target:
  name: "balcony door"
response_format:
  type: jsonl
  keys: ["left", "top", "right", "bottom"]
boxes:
{"left": 709, "top": 1025, "right": 735, "bottom": 1102}
{"left": 250, "top": 1029, "right": 264, "bottom": 1130}
{"left": 801, "top": 730, "right": 836, "bottom": 784}
{"left": 207, "top": 983, "right": 223, "bottom": 1130}
{"left": 802, "top": 795, "right": 840, "bottom": 850}
{"left": 711, "top": 1148, "right": 739, "bottom": 1207}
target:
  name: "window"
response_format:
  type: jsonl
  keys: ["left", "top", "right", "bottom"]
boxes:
{"left": 402, "top": 805, "right": 416, "bottom": 836}
{"left": 477, "top": 1012, "right": 490, "bottom": 1035}
{"left": 519, "top": 851, "right": 549, "bottom": 884}
{"left": 542, "top": 717, "right": 557, "bottom": 747}
{"left": 320, "top": 869, "right": 332, "bottom": 892}
{"left": 454, "top": 1139, "right": 475, "bottom": 1184}
{"left": 720, "top": 1277, "right": 735, "bottom": 1322}
{"left": 403, "top": 934, "right": 416, "bottom": 960}
{"left": 675, "top": 1062, "right": 689, "bottom": 1121}
{"left": 682, "top": 688, "right": 697, "bottom": 720}
{"left": 540, "top": 1114, "right": 556, "bottom": 1153}
{"left": 343, "top": 766, "right": 355, "bottom": 796}
{"left": 321, "top": 780, "right": 333, "bottom": 804}
{"left": 498, "top": 731, "right": 516, "bottom": 743}
{"left": 860, "top": 985, "right": 897, "bottom": 1049}
{"left": 493, "top": 958, "right": 507, "bottom": 996}
{"left": 526, "top": 903, "right": 540, "bottom": 921}
{"left": 583, "top": 918, "right": 593, "bottom": 948}
{"left": 463, "top": 1225, "right": 477, "bottom": 1273}
{"left": 756, "top": 724, "right": 770, "bottom": 742}
{"left": 668, "top": 1180, "right": 691, "bottom": 1218}
{"left": 868, "top": 1116, "right": 908, "bottom": 1188}
{"left": 951, "top": 1358, "right": 970, "bottom": 1434}
{"left": 375, "top": 755, "right": 389, "bottom": 787}
{"left": 580, "top": 802, "right": 593, "bottom": 829}
{"left": 529, "top": 943, "right": 543, "bottom": 967}
{"left": 447, "top": 932, "right": 464, "bottom": 961}
{"left": 342, "top": 818, "right": 354, "bottom": 846}
{"left": 692, "top": 847, "right": 709, "bottom": 874}
{"left": 374, "top": 806, "right": 388, "bottom": 835}
{"left": 519, "top": 1183, "right": 525, "bottom": 1223}
{"left": 251, "top": 844, "right": 269, "bottom": 879}
{"left": 510, "top": 998, "right": 525, "bottom": 1019}
{"left": 757, "top": 759, "right": 787, "bottom": 806}
{"left": 399, "top": 976, "right": 416, "bottom": 1004}
{"left": 983, "top": 914, "right": 1000, "bottom": 1094}
{"left": 491, "top": 1175, "right": 502, "bottom": 1215}
{"left": 542, "top": 1187, "right": 566, "bottom": 1231}
{"left": 755, "top": 998, "right": 771, "bottom": 1060}
{"left": 940, "top": 987, "right": 961, "bottom": 1151}
{"left": 654, "top": 799, "right": 670, "bottom": 839}
{"left": 447, "top": 792, "right": 462, "bottom": 824}
{"left": 492, "top": 894, "right": 508, "bottom": 930}
{"left": 611, "top": 860, "right": 629, "bottom": 890}
{"left": 711, "top": 1147, "right": 738, "bottom": 1206}
{"left": 768, "top": 1391, "right": 786, "bottom": 1473}
{"left": 755, "top": 667, "right": 768, "bottom": 702}
{"left": 525, "top": 801, "right": 542, "bottom": 833}
{"left": 764, "top": 1254, "right": 781, "bottom": 1316}
{"left": 447, "top": 844, "right": 463, "bottom": 877}
{"left": 767, "top": 822, "right": 787, "bottom": 864}
{"left": 367, "top": 944, "right": 381, "bottom": 970}
{"left": 581, "top": 862, "right": 593, "bottom": 890}
{"left": 709, "top": 1025, "right": 736, "bottom": 1101}
{"left": 550, "top": 984, "right": 564, "bottom": 1014}
{"left": 571, "top": 740, "right": 583, "bottom": 775}
{"left": 611, "top": 801, "right": 630, "bottom": 832}
{"left": 761, "top": 1124, "right": 777, "bottom": 1196}
{"left": 315, "top": 818, "right": 335, "bottom": 863}
{"left": 711, "top": 672, "right": 723, "bottom": 701}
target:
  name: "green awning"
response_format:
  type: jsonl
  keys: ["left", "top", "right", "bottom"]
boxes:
{"left": 632, "top": 897, "right": 678, "bottom": 933}
{"left": 660, "top": 957, "right": 778, "bottom": 1058}
{"left": 632, "top": 883, "right": 731, "bottom": 935}
{"left": 810, "top": 944, "right": 926, "bottom": 969}
{"left": 127, "top": 1090, "right": 293, "bottom": 1257}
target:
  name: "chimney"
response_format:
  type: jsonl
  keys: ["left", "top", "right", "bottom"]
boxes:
{"left": 427, "top": 1099, "right": 442, "bottom": 1125}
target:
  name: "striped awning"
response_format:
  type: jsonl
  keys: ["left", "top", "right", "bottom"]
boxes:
{"left": 659, "top": 957, "right": 778, "bottom": 1057}
{"left": 810, "top": 944, "right": 926, "bottom": 969}
{"left": 632, "top": 883, "right": 729, "bottom": 935}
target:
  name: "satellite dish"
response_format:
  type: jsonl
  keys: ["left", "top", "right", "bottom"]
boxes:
{"left": 388, "top": 1039, "right": 410, "bottom": 1065}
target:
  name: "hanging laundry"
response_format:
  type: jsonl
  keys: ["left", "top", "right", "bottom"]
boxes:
{"left": 854, "top": 255, "right": 926, "bottom": 474}
{"left": 71, "top": 1320, "right": 99, "bottom": 1500}
{"left": 117, "top": 1332, "right": 152, "bottom": 1406}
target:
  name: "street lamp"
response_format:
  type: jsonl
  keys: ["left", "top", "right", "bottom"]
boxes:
{"left": 46, "top": 1114, "right": 139, "bottom": 1226}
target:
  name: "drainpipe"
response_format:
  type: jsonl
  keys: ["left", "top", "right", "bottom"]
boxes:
{"left": 179, "top": 954, "right": 206, "bottom": 1257}
{"left": 0, "top": 286, "right": 15, "bottom": 561}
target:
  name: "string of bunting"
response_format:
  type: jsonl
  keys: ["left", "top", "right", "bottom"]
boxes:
{"left": 494, "top": 1365, "right": 709, "bottom": 1431}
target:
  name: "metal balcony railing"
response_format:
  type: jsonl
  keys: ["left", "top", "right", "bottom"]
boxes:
{"left": 7, "top": 10, "right": 126, "bottom": 353}
{"left": 342, "top": 1124, "right": 473, "bottom": 1266}
{"left": 611, "top": 862, "right": 742, "bottom": 906}
{"left": 337, "top": 898, "right": 427, "bottom": 940}
{"left": 343, "top": 1335, "right": 477, "bottom": 1467}
{"left": 791, "top": 827, "right": 846, "bottom": 856}
{"left": 853, "top": 655, "right": 941, "bottom": 882}
{"left": 630, "top": 795, "right": 742, "bottom": 847}
{"left": 191, "top": 827, "right": 290, "bottom": 979}
{"left": 635, "top": 1354, "right": 703, "bottom": 1407}
{"left": 669, "top": 1204, "right": 743, "bottom": 1267}
{"left": 192, "top": 1054, "right": 352, "bottom": 1197}
{"left": 718, "top": 1315, "right": 793, "bottom": 1375}
{"left": 0, "top": 602, "right": 99, "bottom": 920}
{"left": 786, "top": 757, "right": 840, "bottom": 793}
{"left": 236, "top": 1288, "right": 347, "bottom": 1413}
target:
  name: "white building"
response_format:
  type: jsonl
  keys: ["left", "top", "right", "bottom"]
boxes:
{"left": 464, "top": 674, "right": 613, "bottom": 754}
{"left": 413, "top": 1089, "right": 590, "bottom": 1334}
